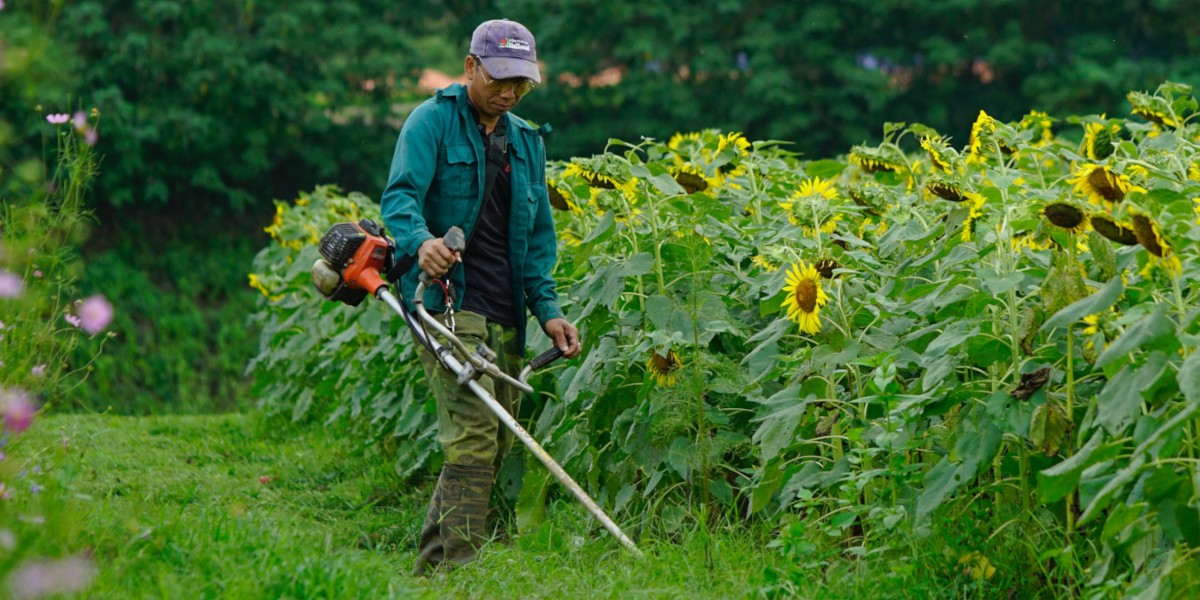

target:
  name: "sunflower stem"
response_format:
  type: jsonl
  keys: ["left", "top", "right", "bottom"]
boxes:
{"left": 1065, "top": 326, "right": 1077, "bottom": 541}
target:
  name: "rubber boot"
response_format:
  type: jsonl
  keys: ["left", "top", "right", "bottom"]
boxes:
{"left": 440, "top": 463, "right": 495, "bottom": 567}
{"left": 412, "top": 468, "right": 447, "bottom": 576}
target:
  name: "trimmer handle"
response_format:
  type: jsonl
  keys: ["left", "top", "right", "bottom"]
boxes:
{"left": 529, "top": 347, "right": 565, "bottom": 372}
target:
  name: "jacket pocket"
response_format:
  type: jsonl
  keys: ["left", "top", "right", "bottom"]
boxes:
{"left": 438, "top": 143, "right": 477, "bottom": 203}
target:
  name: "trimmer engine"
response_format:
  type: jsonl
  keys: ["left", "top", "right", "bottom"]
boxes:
{"left": 311, "top": 219, "right": 395, "bottom": 306}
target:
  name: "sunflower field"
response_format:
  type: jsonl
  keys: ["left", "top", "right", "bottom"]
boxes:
{"left": 249, "top": 81, "right": 1200, "bottom": 596}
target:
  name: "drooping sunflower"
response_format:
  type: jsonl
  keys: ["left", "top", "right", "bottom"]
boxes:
{"left": 1129, "top": 207, "right": 1183, "bottom": 276}
{"left": 1068, "top": 164, "right": 1144, "bottom": 208}
{"left": 646, "top": 350, "right": 684, "bottom": 387}
{"left": 1127, "top": 91, "right": 1178, "bottom": 128}
{"left": 1080, "top": 120, "right": 1120, "bottom": 161}
{"left": 814, "top": 258, "right": 841, "bottom": 279}
{"left": 966, "top": 110, "right": 1016, "bottom": 162}
{"left": 781, "top": 261, "right": 829, "bottom": 334}
{"left": 849, "top": 145, "right": 905, "bottom": 174}
{"left": 920, "top": 136, "right": 954, "bottom": 173}
{"left": 1041, "top": 201, "right": 1090, "bottom": 234}
{"left": 751, "top": 254, "right": 780, "bottom": 272}
{"left": 961, "top": 193, "right": 986, "bottom": 242}
{"left": 1090, "top": 214, "right": 1140, "bottom": 246}
{"left": 670, "top": 162, "right": 716, "bottom": 194}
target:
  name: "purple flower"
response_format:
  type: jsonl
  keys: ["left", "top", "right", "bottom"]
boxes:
{"left": 0, "top": 271, "right": 23, "bottom": 298}
{"left": 72, "top": 111, "right": 87, "bottom": 131}
{"left": 77, "top": 295, "right": 113, "bottom": 335}
{"left": 46, "top": 113, "right": 69, "bottom": 125}
{"left": 32, "top": 270, "right": 43, "bottom": 279}
{"left": 0, "top": 451, "right": 5, "bottom": 461}
{"left": 85, "top": 128, "right": 99, "bottom": 146}
{"left": 64, "top": 313, "right": 82, "bottom": 328}
{"left": 29, "top": 483, "right": 42, "bottom": 495}
{"left": 7, "top": 555, "right": 96, "bottom": 599}
{"left": 31, "top": 365, "right": 46, "bottom": 378}
{"left": 1, "top": 388, "right": 36, "bottom": 433}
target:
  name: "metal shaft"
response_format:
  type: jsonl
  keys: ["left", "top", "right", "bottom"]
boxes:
{"left": 378, "top": 289, "right": 644, "bottom": 558}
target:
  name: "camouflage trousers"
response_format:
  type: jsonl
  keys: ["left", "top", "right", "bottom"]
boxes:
{"left": 413, "top": 310, "right": 521, "bottom": 573}
{"left": 416, "top": 310, "right": 522, "bottom": 469}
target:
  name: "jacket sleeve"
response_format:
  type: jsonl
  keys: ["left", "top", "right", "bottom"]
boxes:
{"left": 380, "top": 100, "right": 441, "bottom": 260}
{"left": 523, "top": 134, "right": 566, "bottom": 327}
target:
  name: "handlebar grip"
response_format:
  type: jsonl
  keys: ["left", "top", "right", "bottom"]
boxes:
{"left": 528, "top": 347, "right": 565, "bottom": 372}
{"left": 444, "top": 226, "right": 466, "bottom": 253}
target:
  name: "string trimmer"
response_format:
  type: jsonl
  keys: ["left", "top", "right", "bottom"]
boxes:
{"left": 310, "top": 218, "right": 643, "bottom": 558}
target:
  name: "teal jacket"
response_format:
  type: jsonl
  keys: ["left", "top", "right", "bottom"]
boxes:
{"left": 380, "top": 83, "right": 563, "bottom": 350}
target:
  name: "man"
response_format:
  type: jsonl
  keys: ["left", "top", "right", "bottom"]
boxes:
{"left": 379, "top": 18, "right": 581, "bottom": 574}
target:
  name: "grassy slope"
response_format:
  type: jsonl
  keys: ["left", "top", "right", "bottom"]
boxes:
{"left": 16, "top": 414, "right": 795, "bottom": 599}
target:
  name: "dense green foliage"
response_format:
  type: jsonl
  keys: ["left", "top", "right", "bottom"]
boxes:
{"left": 253, "top": 82, "right": 1200, "bottom": 596}
{"left": 511, "top": 0, "right": 1200, "bottom": 159}
{"left": 7, "top": 0, "right": 459, "bottom": 209}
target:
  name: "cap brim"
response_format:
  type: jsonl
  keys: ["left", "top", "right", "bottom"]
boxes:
{"left": 479, "top": 56, "right": 541, "bottom": 84}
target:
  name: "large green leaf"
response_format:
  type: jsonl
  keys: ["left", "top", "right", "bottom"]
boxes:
{"left": 1040, "top": 276, "right": 1124, "bottom": 332}
{"left": 1096, "top": 305, "right": 1174, "bottom": 369}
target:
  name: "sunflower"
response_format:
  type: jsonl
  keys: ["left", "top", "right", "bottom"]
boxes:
{"left": 670, "top": 162, "right": 716, "bottom": 194}
{"left": 961, "top": 194, "right": 986, "bottom": 242}
{"left": 1068, "top": 164, "right": 1144, "bottom": 208}
{"left": 646, "top": 350, "right": 683, "bottom": 387}
{"left": 1129, "top": 208, "right": 1183, "bottom": 276}
{"left": 849, "top": 145, "right": 905, "bottom": 173}
{"left": 920, "top": 136, "right": 953, "bottom": 173}
{"left": 751, "top": 254, "right": 780, "bottom": 272}
{"left": 1189, "top": 163, "right": 1200, "bottom": 183}
{"left": 1011, "top": 232, "right": 1052, "bottom": 252}
{"left": 814, "top": 258, "right": 841, "bottom": 279}
{"left": 782, "top": 261, "right": 829, "bottom": 334}
{"left": 966, "top": 110, "right": 1014, "bottom": 162}
{"left": 779, "top": 177, "right": 839, "bottom": 227}
{"left": 1081, "top": 120, "right": 1120, "bottom": 160}
{"left": 1127, "top": 91, "right": 1178, "bottom": 128}
{"left": 1090, "top": 214, "right": 1139, "bottom": 246}
{"left": 1020, "top": 110, "right": 1056, "bottom": 147}
{"left": 1041, "top": 201, "right": 1089, "bottom": 234}
{"left": 924, "top": 179, "right": 982, "bottom": 205}
{"left": 547, "top": 179, "right": 581, "bottom": 213}
{"left": 847, "top": 184, "right": 885, "bottom": 215}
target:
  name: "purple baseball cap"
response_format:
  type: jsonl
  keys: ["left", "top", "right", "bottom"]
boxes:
{"left": 469, "top": 19, "right": 541, "bottom": 84}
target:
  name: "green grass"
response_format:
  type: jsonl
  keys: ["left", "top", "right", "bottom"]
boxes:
{"left": 9, "top": 414, "right": 798, "bottom": 599}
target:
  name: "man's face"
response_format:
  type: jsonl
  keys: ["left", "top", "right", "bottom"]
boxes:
{"left": 466, "top": 56, "right": 533, "bottom": 120}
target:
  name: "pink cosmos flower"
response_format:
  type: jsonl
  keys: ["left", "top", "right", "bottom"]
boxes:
{"left": 7, "top": 555, "right": 96, "bottom": 599}
{"left": 0, "top": 271, "right": 23, "bottom": 298}
{"left": 72, "top": 111, "right": 87, "bottom": 131}
{"left": 64, "top": 313, "right": 82, "bottom": 328}
{"left": 77, "top": 295, "right": 113, "bottom": 335}
{"left": 46, "top": 113, "right": 69, "bottom": 125}
{"left": 31, "top": 365, "right": 46, "bottom": 378}
{"left": 1, "top": 389, "right": 36, "bottom": 433}
{"left": 84, "top": 128, "right": 99, "bottom": 146}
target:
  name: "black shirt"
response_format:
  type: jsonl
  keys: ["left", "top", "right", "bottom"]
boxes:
{"left": 461, "top": 112, "right": 518, "bottom": 327}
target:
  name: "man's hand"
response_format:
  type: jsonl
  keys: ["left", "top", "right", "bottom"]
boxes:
{"left": 417, "top": 238, "right": 461, "bottom": 278}
{"left": 544, "top": 318, "right": 581, "bottom": 358}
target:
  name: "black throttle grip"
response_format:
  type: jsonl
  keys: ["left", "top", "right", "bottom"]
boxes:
{"left": 529, "top": 347, "right": 565, "bottom": 372}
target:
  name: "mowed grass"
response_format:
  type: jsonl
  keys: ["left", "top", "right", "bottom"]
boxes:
{"left": 13, "top": 413, "right": 795, "bottom": 599}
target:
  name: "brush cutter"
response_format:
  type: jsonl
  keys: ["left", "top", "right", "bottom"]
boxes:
{"left": 310, "top": 219, "right": 644, "bottom": 559}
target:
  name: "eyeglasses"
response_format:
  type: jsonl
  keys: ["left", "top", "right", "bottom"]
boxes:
{"left": 472, "top": 57, "right": 536, "bottom": 97}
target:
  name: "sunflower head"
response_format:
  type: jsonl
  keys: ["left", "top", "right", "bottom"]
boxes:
{"left": 1041, "top": 201, "right": 1089, "bottom": 233}
{"left": 781, "top": 261, "right": 830, "bottom": 334}
{"left": 847, "top": 184, "right": 885, "bottom": 216}
{"left": 1081, "top": 120, "right": 1119, "bottom": 161}
{"left": 1019, "top": 110, "right": 1056, "bottom": 146}
{"left": 1128, "top": 209, "right": 1168, "bottom": 258}
{"left": 646, "top": 350, "right": 683, "bottom": 387}
{"left": 1068, "top": 164, "right": 1143, "bottom": 208}
{"left": 925, "top": 179, "right": 971, "bottom": 202}
{"left": 815, "top": 258, "right": 841, "bottom": 279}
{"left": 1091, "top": 214, "right": 1140, "bottom": 246}
{"left": 1127, "top": 91, "right": 1178, "bottom": 128}
{"left": 671, "top": 163, "right": 712, "bottom": 194}
{"left": 920, "top": 136, "right": 954, "bottom": 173}
{"left": 849, "top": 145, "right": 906, "bottom": 174}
